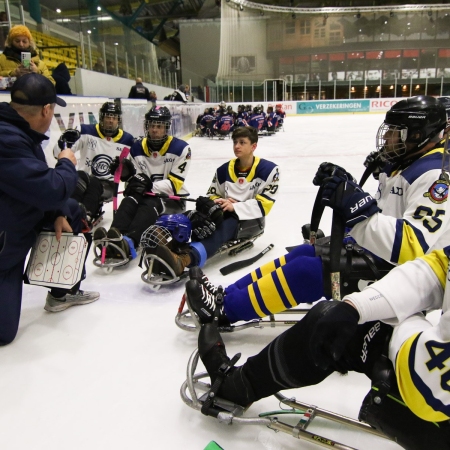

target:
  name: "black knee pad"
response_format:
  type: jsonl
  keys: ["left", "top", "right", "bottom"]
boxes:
{"left": 73, "top": 171, "right": 90, "bottom": 201}
{"left": 359, "top": 387, "right": 450, "bottom": 450}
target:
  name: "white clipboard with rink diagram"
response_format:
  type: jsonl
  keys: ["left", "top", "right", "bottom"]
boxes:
{"left": 25, "top": 232, "right": 88, "bottom": 289}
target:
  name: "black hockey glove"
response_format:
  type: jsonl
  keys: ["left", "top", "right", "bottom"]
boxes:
{"left": 124, "top": 173, "right": 153, "bottom": 197}
{"left": 109, "top": 156, "right": 136, "bottom": 181}
{"left": 185, "top": 210, "right": 216, "bottom": 240}
{"left": 58, "top": 129, "right": 81, "bottom": 150}
{"left": 313, "top": 162, "right": 354, "bottom": 187}
{"left": 196, "top": 196, "right": 224, "bottom": 227}
{"left": 309, "top": 301, "right": 360, "bottom": 371}
{"left": 363, "top": 151, "right": 384, "bottom": 181}
{"left": 322, "top": 168, "right": 380, "bottom": 227}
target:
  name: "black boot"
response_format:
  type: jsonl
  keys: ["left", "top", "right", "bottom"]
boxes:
{"left": 198, "top": 323, "right": 256, "bottom": 407}
{"left": 186, "top": 279, "right": 230, "bottom": 326}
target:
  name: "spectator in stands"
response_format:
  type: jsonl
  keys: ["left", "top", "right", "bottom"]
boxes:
{"left": 0, "top": 25, "right": 55, "bottom": 85}
{"left": 52, "top": 62, "right": 72, "bottom": 95}
{"left": 128, "top": 77, "right": 151, "bottom": 100}
{"left": 93, "top": 57, "right": 105, "bottom": 73}
{"left": 0, "top": 11, "right": 9, "bottom": 51}
{"left": 106, "top": 60, "right": 115, "bottom": 75}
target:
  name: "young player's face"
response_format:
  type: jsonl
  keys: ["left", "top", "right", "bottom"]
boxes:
{"left": 147, "top": 121, "right": 166, "bottom": 139}
{"left": 382, "top": 127, "right": 401, "bottom": 151}
{"left": 233, "top": 137, "right": 257, "bottom": 159}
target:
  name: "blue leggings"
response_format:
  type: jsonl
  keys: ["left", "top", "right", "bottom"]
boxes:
{"left": 223, "top": 244, "right": 325, "bottom": 323}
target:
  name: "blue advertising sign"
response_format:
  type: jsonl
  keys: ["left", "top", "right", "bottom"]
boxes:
{"left": 297, "top": 100, "right": 370, "bottom": 114}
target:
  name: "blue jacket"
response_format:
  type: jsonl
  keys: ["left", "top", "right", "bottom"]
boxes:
{"left": 0, "top": 102, "right": 77, "bottom": 267}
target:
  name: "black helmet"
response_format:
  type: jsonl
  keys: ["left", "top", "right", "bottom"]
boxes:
{"left": 99, "top": 101, "right": 122, "bottom": 137}
{"left": 438, "top": 96, "right": 450, "bottom": 126}
{"left": 376, "top": 96, "right": 447, "bottom": 163}
{"left": 207, "top": 107, "right": 214, "bottom": 115}
{"left": 253, "top": 106, "right": 259, "bottom": 114}
{"left": 144, "top": 106, "right": 172, "bottom": 149}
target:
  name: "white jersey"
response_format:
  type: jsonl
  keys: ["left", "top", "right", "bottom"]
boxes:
{"left": 129, "top": 136, "right": 191, "bottom": 196}
{"left": 346, "top": 244, "right": 450, "bottom": 422}
{"left": 53, "top": 124, "right": 134, "bottom": 181}
{"left": 206, "top": 157, "right": 280, "bottom": 220}
{"left": 350, "top": 143, "right": 449, "bottom": 265}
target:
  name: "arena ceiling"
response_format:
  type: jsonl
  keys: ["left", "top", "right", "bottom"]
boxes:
{"left": 38, "top": 0, "right": 450, "bottom": 56}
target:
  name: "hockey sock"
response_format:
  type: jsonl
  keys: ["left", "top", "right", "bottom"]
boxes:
{"left": 223, "top": 253, "right": 323, "bottom": 323}
{"left": 232, "top": 244, "right": 315, "bottom": 290}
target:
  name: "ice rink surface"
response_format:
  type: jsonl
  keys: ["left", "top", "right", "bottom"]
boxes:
{"left": 4, "top": 113, "right": 409, "bottom": 450}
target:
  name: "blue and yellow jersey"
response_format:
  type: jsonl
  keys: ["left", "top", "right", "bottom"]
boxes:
{"left": 350, "top": 144, "right": 449, "bottom": 265}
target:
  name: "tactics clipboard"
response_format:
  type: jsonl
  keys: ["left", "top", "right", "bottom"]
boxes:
{"left": 25, "top": 232, "right": 88, "bottom": 289}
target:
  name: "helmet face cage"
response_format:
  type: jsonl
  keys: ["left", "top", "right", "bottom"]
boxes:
{"left": 147, "top": 214, "right": 192, "bottom": 245}
{"left": 99, "top": 102, "right": 122, "bottom": 137}
{"left": 140, "top": 225, "right": 173, "bottom": 249}
{"left": 144, "top": 107, "right": 172, "bottom": 147}
{"left": 376, "top": 123, "right": 408, "bottom": 162}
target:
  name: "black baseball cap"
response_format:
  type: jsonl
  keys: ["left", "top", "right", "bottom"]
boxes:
{"left": 10, "top": 73, "right": 66, "bottom": 107}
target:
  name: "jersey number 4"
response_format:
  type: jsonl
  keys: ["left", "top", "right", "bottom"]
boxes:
{"left": 425, "top": 340, "right": 450, "bottom": 391}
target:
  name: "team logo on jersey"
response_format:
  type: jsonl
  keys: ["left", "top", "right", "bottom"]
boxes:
{"left": 152, "top": 152, "right": 158, "bottom": 159}
{"left": 238, "top": 177, "right": 245, "bottom": 184}
{"left": 186, "top": 148, "right": 191, "bottom": 160}
{"left": 423, "top": 179, "right": 449, "bottom": 204}
{"left": 106, "top": 137, "right": 111, "bottom": 141}
{"left": 91, "top": 154, "right": 113, "bottom": 178}
{"left": 272, "top": 169, "right": 279, "bottom": 182}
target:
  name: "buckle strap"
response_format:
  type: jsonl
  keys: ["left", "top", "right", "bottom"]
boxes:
{"left": 201, "top": 352, "right": 241, "bottom": 417}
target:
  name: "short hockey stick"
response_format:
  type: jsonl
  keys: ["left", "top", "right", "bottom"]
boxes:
{"left": 219, "top": 244, "right": 274, "bottom": 276}
{"left": 144, "top": 192, "right": 197, "bottom": 202}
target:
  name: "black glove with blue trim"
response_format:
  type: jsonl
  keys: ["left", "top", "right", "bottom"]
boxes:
{"left": 313, "top": 162, "right": 355, "bottom": 187}
{"left": 322, "top": 168, "right": 380, "bottom": 227}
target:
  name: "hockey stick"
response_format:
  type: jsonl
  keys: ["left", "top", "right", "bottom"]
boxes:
{"left": 329, "top": 183, "right": 345, "bottom": 301}
{"left": 219, "top": 244, "right": 274, "bottom": 276}
{"left": 144, "top": 192, "right": 197, "bottom": 202}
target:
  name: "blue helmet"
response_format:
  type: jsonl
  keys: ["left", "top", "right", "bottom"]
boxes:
{"left": 155, "top": 214, "right": 192, "bottom": 243}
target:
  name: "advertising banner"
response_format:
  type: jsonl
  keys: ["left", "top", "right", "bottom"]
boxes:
{"left": 297, "top": 99, "right": 370, "bottom": 114}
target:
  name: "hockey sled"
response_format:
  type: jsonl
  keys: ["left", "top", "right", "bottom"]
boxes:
{"left": 141, "top": 219, "right": 266, "bottom": 291}
{"left": 92, "top": 235, "right": 136, "bottom": 273}
{"left": 181, "top": 348, "right": 390, "bottom": 450}
{"left": 176, "top": 292, "right": 311, "bottom": 332}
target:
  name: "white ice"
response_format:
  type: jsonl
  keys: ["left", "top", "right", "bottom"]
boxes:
{"left": 5, "top": 113, "right": 410, "bottom": 450}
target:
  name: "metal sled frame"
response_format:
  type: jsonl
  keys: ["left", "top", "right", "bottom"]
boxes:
{"left": 140, "top": 252, "right": 189, "bottom": 290}
{"left": 93, "top": 237, "right": 132, "bottom": 273}
{"left": 181, "top": 349, "right": 390, "bottom": 450}
{"left": 142, "top": 231, "right": 264, "bottom": 291}
{"left": 175, "top": 290, "right": 311, "bottom": 332}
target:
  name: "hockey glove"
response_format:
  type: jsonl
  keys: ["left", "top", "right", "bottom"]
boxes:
{"left": 309, "top": 301, "right": 360, "bottom": 371}
{"left": 322, "top": 170, "right": 380, "bottom": 227}
{"left": 124, "top": 173, "right": 153, "bottom": 197}
{"left": 109, "top": 156, "right": 136, "bottom": 181}
{"left": 363, "top": 151, "right": 384, "bottom": 180}
{"left": 185, "top": 210, "right": 216, "bottom": 240}
{"left": 58, "top": 129, "right": 81, "bottom": 150}
{"left": 313, "top": 162, "right": 355, "bottom": 187}
{"left": 196, "top": 196, "right": 224, "bottom": 227}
